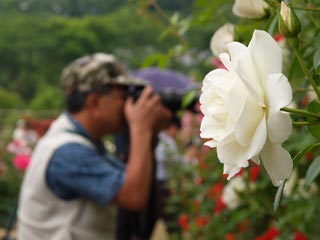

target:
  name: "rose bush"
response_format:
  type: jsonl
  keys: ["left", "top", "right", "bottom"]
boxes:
{"left": 137, "top": 0, "right": 320, "bottom": 238}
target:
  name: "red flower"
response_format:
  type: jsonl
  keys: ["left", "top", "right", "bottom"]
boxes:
{"left": 225, "top": 233, "right": 235, "bottom": 240}
{"left": 195, "top": 216, "right": 210, "bottom": 228}
{"left": 235, "top": 168, "right": 244, "bottom": 177}
{"left": 274, "top": 33, "right": 284, "bottom": 42}
{"left": 305, "top": 151, "right": 313, "bottom": 161}
{"left": 178, "top": 214, "right": 189, "bottom": 230}
{"left": 208, "top": 182, "right": 224, "bottom": 198}
{"left": 265, "top": 228, "right": 280, "bottom": 239}
{"left": 214, "top": 195, "right": 227, "bottom": 214}
{"left": 238, "top": 220, "right": 248, "bottom": 233}
{"left": 249, "top": 165, "right": 261, "bottom": 182}
{"left": 300, "top": 96, "right": 310, "bottom": 107}
{"left": 255, "top": 227, "right": 280, "bottom": 240}
{"left": 294, "top": 230, "right": 307, "bottom": 240}
{"left": 222, "top": 174, "right": 229, "bottom": 180}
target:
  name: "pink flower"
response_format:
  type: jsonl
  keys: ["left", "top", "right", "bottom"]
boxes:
{"left": 13, "top": 154, "right": 30, "bottom": 171}
{"left": 7, "top": 139, "right": 31, "bottom": 155}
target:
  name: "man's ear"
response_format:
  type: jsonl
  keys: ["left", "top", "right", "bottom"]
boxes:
{"left": 84, "top": 92, "right": 100, "bottom": 109}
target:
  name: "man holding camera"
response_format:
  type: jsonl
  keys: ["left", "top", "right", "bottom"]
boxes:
{"left": 17, "top": 53, "right": 171, "bottom": 240}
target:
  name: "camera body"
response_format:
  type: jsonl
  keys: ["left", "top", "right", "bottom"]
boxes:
{"left": 127, "top": 85, "right": 198, "bottom": 113}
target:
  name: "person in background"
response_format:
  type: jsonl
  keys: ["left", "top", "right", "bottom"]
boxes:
{"left": 13, "top": 118, "right": 39, "bottom": 146}
{"left": 7, "top": 118, "right": 39, "bottom": 171}
{"left": 183, "top": 138, "right": 201, "bottom": 165}
{"left": 17, "top": 53, "right": 171, "bottom": 240}
{"left": 154, "top": 115, "right": 182, "bottom": 233}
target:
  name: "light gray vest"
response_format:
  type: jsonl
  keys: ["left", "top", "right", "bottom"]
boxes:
{"left": 17, "top": 114, "right": 116, "bottom": 240}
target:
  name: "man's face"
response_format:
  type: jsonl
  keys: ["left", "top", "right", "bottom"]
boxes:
{"left": 96, "top": 85, "right": 128, "bottom": 133}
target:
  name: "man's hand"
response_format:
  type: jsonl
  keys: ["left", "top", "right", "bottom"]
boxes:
{"left": 124, "top": 86, "right": 171, "bottom": 134}
{"left": 115, "top": 86, "right": 172, "bottom": 210}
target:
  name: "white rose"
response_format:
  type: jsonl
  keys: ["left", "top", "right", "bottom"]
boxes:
{"left": 232, "top": 0, "right": 269, "bottom": 19}
{"left": 200, "top": 30, "right": 293, "bottom": 186}
{"left": 222, "top": 175, "right": 246, "bottom": 209}
{"left": 210, "top": 23, "right": 235, "bottom": 56}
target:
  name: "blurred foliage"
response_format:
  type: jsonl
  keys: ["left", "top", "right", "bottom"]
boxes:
{"left": 0, "top": 0, "right": 195, "bottom": 16}
{"left": 0, "top": 157, "right": 22, "bottom": 227}
{"left": 0, "top": 3, "right": 189, "bottom": 104}
{"left": 166, "top": 127, "right": 320, "bottom": 239}
{"left": 0, "top": 88, "right": 24, "bottom": 109}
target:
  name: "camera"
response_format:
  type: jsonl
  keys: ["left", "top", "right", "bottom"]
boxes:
{"left": 126, "top": 85, "right": 199, "bottom": 113}
{"left": 115, "top": 84, "right": 199, "bottom": 163}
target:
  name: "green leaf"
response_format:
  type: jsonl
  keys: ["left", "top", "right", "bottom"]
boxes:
{"left": 292, "top": 142, "right": 320, "bottom": 168}
{"left": 182, "top": 90, "right": 198, "bottom": 109}
{"left": 170, "top": 12, "right": 180, "bottom": 25}
{"left": 273, "top": 180, "right": 286, "bottom": 216}
{"left": 141, "top": 53, "right": 169, "bottom": 68}
{"left": 274, "top": 141, "right": 320, "bottom": 215}
{"left": 307, "top": 100, "right": 320, "bottom": 139}
{"left": 314, "top": 48, "right": 320, "bottom": 74}
{"left": 158, "top": 28, "right": 174, "bottom": 42}
{"left": 266, "top": 13, "right": 278, "bottom": 35}
{"left": 305, "top": 156, "right": 320, "bottom": 186}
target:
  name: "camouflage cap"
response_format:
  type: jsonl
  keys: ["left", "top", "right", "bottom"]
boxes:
{"left": 62, "top": 53, "right": 147, "bottom": 94}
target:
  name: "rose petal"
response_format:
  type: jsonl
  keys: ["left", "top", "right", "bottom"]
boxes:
{"left": 247, "top": 116, "right": 267, "bottom": 158}
{"left": 228, "top": 42, "right": 265, "bottom": 106}
{"left": 200, "top": 69, "right": 236, "bottom": 141}
{"left": 267, "top": 110, "right": 292, "bottom": 144}
{"left": 234, "top": 94, "right": 264, "bottom": 146}
{"left": 217, "top": 134, "right": 249, "bottom": 172}
{"left": 203, "top": 139, "right": 218, "bottom": 148}
{"left": 228, "top": 77, "right": 247, "bottom": 123}
{"left": 249, "top": 30, "right": 283, "bottom": 80}
{"left": 200, "top": 117, "right": 217, "bottom": 138}
{"left": 260, "top": 141, "right": 293, "bottom": 186}
{"left": 219, "top": 53, "right": 234, "bottom": 72}
{"left": 223, "top": 163, "right": 242, "bottom": 179}
{"left": 266, "top": 73, "right": 292, "bottom": 110}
